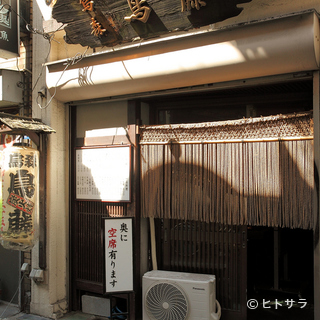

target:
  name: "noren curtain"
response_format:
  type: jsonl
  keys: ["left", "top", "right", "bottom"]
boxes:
{"left": 140, "top": 112, "right": 314, "bottom": 229}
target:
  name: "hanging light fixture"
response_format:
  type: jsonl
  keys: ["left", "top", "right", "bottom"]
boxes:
{"left": 0, "top": 136, "right": 39, "bottom": 251}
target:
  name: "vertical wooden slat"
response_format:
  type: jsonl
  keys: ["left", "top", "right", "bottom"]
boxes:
{"left": 160, "top": 219, "right": 245, "bottom": 318}
{"left": 74, "top": 201, "right": 127, "bottom": 289}
{"left": 188, "top": 220, "right": 192, "bottom": 270}
{"left": 164, "top": 145, "right": 171, "bottom": 219}
{"left": 39, "top": 134, "right": 47, "bottom": 270}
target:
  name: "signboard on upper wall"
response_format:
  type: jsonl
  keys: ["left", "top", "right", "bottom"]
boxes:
{"left": 52, "top": 0, "right": 253, "bottom": 48}
{"left": 0, "top": 0, "right": 19, "bottom": 59}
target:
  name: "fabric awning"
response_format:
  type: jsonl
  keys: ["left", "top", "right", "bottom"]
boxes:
{"left": 46, "top": 13, "right": 320, "bottom": 103}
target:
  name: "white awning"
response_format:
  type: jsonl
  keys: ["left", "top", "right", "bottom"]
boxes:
{"left": 46, "top": 12, "right": 320, "bottom": 103}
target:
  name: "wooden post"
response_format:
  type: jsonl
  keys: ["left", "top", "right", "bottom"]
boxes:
{"left": 273, "top": 228, "right": 279, "bottom": 291}
{"left": 127, "top": 100, "right": 141, "bottom": 320}
{"left": 39, "top": 133, "right": 47, "bottom": 270}
{"left": 313, "top": 70, "right": 320, "bottom": 320}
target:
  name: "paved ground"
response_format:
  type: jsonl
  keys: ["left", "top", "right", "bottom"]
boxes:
{"left": 0, "top": 301, "right": 20, "bottom": 319}
{"left": 1, "top": 299, "right": 314, "bottom": 320}
{"left": 0, "top": 302, "right": 98, "bottom": 320}
{"left": 0, "top": 309, "right": 99, "bottom": 320}
{"left": 0, "top": 302, "right": 128, "bottom": 320}
{"left": 4, "top": 313, "right": 95, "bottom": 320}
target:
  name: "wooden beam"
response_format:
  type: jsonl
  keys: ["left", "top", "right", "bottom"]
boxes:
{"left": 39, "top": 134, "right": 47, "bottom": 270}
{"left": 127, "top": 100, "right": 141, "bottom": 320}
{"left": 313, "top": 70, "right": 320, "bottom": 320}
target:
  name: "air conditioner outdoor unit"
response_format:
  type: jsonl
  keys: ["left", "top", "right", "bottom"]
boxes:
{"left": 142, "top": 270, "right": 221, "bottom": 320}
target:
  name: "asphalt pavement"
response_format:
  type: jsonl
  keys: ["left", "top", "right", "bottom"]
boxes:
{"left": 0, "top": 302, "right": 104, "bottom": 320}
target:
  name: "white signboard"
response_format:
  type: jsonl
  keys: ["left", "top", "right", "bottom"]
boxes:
{"left": 76, "top": 146, "right": 130, "bottom": 202}
{"left": 105, "top": 218, "right": 133, "bottom": 293}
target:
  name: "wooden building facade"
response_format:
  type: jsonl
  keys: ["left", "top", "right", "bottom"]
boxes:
{"left": 28, "top": 0, "right": 320, "bottom": 319}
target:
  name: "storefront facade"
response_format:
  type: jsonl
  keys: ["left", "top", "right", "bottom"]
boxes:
{"left": 29, "top": 1, "right": 320, "bottom": 319}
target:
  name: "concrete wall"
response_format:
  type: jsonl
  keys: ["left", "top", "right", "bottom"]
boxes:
{"left": 30, "top": 1, "right": 69, "bottom": 318}
{"left": 76, "top": 102, "right": 128, "bottom": 138}
{"left": 215, "top": 0, "right": 320, "bottom": 27}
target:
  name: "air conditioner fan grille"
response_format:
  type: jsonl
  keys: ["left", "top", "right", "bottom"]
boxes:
{"left": 145, "top": 282, "right": 188, "bottom": 320}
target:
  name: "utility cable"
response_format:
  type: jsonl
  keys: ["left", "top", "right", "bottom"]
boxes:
{"left": 0, "top": 0, "right": 88, "bottom": 110}
{"left": 0, "top": 0, "right": 66, "bottom": 95}
{"left": 36, "top": 46, "right": 89, "bottom": 110}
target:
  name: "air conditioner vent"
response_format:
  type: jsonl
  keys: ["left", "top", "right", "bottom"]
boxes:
{"left": 143, "top": 270, "right": 221, "bottom": 320}
{"left": 145, "top": 282, "right": 188, "bottom": 320}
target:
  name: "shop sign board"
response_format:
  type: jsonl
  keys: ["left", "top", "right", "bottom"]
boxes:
{"left": 76, "top": 146, "right": 131, "bottom": 202}
{"left": 104, "top": 217, "right": 133, "bottom": 293}
{"left": 0, "top": 0, "right": 19, "bottom": 59}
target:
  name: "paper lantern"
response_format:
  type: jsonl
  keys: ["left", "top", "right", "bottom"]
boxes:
{"left": 1, "top": 145, "right": 39, "bottom": 251}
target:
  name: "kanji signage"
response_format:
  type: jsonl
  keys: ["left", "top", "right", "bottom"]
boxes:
{"left": 0, "top": 0, "right": 19, "bottom": 59}
{"left": 76, "top": 146, "right": 131, "bottom": 202}
{"left": 1, "top": 145, "right": 39, "bottom": 251}
{"left": 79, "top": 0, "right": 107, "bottom": 37}
{"left": 90, "top": 17, "right": 106, "bottom": 36}
{"left": 0, "top": 135, "right": 19, "bottom": 232}
{"left": 181, "top": 0, "right": 206, "bottom": 11}
{"left": 80, "top": 0, "right": 94, "bottom": 12}
{"left": 105, "top": 218, "right": 133, "bottom": 293}
{"left": 124, "top": 0, "right": 152, "bottom": 23}
{"left": 53, "top": 0, "right": 253, "bottom": 47}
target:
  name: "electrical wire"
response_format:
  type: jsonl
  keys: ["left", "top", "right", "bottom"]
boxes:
{"left": 31, "top": 23, "right": 66, "bottom": 93}
{"left": 0, "top": 0, "right": 69, "bottom": 110}
{"left": 0, "top": 0, "right": 28, "bottom": 28}
{"left": 1, "top": 0, "right": 64, "bottom": 83}
{"left": 0, "top": 0, "right": 90, "bottom": 110}
{"left": 32, "top": 39, "right": 52, "bottom": 92}
{"left": 0, "top": 0, "right": 64, "bottom": 42}
{"left": 36, "top": 46, "right": 90, "bottom": 110}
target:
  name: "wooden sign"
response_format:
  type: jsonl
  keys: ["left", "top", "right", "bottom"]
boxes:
{"left": 52, "top": 0, "right": 252, "bottom": 48}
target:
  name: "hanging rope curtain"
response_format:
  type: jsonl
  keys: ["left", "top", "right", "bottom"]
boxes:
{"left": 140, "top": 112, "right": 314, "bottom": 229}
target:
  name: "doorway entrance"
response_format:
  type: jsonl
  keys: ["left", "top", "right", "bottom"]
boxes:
{"left": 154, "top": 219, "right": 247, "bottom": 320}
{"left": 0, "top": 245, "right": 20, "bottom": 304}
{"left": 247, "top": 227, "right": 314, "bottom": 320}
